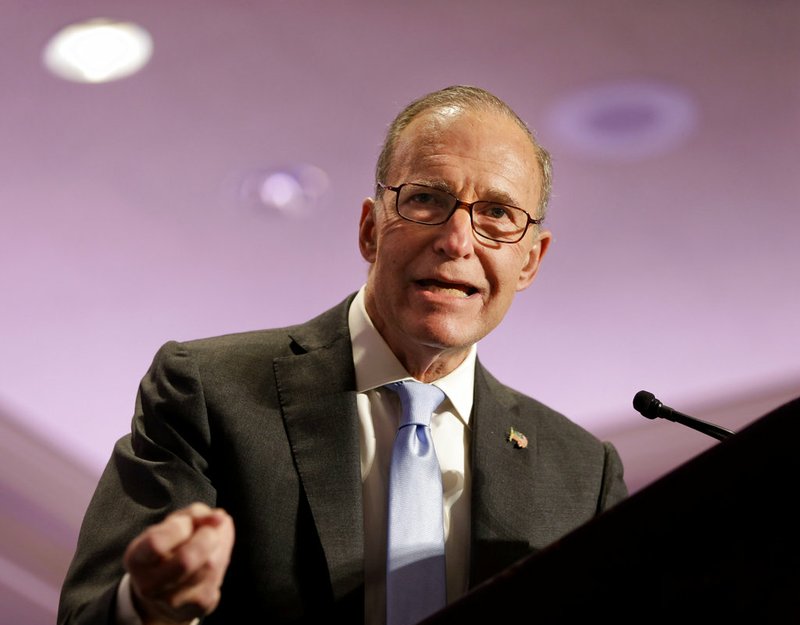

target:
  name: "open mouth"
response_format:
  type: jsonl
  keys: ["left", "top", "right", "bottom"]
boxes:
{"left": 416, "top": 279, "right": 478, "bottom": 297}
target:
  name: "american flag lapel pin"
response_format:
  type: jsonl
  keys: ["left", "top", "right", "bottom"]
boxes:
{"left": 508, "top": 427, "right": 528, "bottom": 449}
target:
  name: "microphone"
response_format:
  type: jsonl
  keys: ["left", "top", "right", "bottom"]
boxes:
{"left": 633, "top": 390, "right": 735, "bottom": 441}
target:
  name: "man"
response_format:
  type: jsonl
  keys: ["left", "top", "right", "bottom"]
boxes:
{"left": 58, "top": 85, "right": 628, "bottom": 625}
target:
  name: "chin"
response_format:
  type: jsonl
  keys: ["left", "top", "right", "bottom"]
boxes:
{"left": 411, "top": 317, "right": 483, "bottom": 351}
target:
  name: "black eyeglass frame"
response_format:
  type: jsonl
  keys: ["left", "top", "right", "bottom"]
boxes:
{"left": 377, "top": 182, "right": 543, "bottom": 244}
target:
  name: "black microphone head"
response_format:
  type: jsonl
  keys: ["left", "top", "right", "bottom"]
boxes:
{"left": 633, "top": 390, "right": 660, "bottom": 419}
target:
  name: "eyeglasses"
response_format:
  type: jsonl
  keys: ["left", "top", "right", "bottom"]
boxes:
{"left": 378, "top": 182, "right": 542, "bottom": 244}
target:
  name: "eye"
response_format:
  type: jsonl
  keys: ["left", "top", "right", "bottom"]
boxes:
{"left": 476, "top": 203, "right": 513, "bottom": 221}
{"left": 407, "top": 191, "right": 438, "bottom": 205}
{"left": 403, "top": 185, "right": 453, "bottom": 209}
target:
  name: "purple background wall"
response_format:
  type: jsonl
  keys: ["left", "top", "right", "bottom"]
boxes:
{"left": 1, "top": 1, "right": 798, "bottom": 622}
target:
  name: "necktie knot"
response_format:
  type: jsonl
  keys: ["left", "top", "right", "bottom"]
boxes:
{"left": 386, "top": 380, "right": 445, "bottom": 429}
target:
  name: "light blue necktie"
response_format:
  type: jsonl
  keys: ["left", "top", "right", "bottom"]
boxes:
{"left": 385, "top": 380, "right": 447, "bottom": 625}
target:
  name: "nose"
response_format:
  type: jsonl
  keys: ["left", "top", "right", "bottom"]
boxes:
{"left": 433, "top": 202, "right": 475, "bottom": 258}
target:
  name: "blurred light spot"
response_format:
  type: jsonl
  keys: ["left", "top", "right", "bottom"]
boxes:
{"left": 589, "top": 104, "right": 657, "bottom": 134}
{"left": 545, "top": 80, "right": 698, "bottom": 161}
{"left": 233, "top": 165, "right": 329, "bottom": 217}
{"left": 260, "top": 173, "right": 303, "bottom": 211}
{"left": 43, "top": 18, "right": 153, "bottom": 83}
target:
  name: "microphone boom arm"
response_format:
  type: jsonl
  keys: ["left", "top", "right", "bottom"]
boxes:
{"left": 633, "top": 390, "right": 735, "bottom": 441}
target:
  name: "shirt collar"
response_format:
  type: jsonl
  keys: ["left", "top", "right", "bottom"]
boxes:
{"left": 349, "top": 285, "right": 476, "bottom": 425}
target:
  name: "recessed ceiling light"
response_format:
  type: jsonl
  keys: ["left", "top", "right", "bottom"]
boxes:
{"left": 42, "top": 18, "right": 153, "bottom": 84}
{"left": 231, "top": 165, "right": 330, "bottom": 217}
{"left": 545, "top": 80, "right": 699, "bottom": 161}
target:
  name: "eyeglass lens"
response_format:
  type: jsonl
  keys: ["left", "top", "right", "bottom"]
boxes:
{"left": 396, "top": 183, "right": 529, "bottom": 243}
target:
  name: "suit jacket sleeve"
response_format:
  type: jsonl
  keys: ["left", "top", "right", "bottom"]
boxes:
{"left": 58, "top": 340, "right": 219, "bottom": 625}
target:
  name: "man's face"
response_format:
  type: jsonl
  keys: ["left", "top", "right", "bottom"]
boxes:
{"left": 359, "top": 107, "right": 551, "bottom": 369}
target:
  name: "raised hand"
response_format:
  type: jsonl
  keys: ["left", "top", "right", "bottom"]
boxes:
{"left": 123, "top": 503, "right": 235, "bottom": 624}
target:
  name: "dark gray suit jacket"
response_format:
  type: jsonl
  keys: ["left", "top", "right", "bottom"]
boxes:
{"left": 58, "top": 293, "right": 628, "bottom": 624}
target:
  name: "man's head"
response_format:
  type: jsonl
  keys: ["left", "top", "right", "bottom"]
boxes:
{"left": 375, "top": 85, "right": 553, "bottom": 219}
{"left": 359, "top": 85, "right": 552, "bottom": 380}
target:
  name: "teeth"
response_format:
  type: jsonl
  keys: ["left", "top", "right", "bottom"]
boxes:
{"left": 424, "top": 283, "right": 470, "bottom": 297}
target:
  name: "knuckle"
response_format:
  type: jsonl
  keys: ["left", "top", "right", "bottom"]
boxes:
{"left": 186, "top": 502, "right": 212, "bottom": 516}
{"left": 172, "top": 545, "right": 203, "bottom": 575}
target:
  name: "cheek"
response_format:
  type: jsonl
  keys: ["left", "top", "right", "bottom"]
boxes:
{"left": 378, "top": 221, "right": 428, "bottom": 264}
{"left": 486, "top": 249, "right": 530, "bottom": 293}
{"left": 372, "top": 224, "right": 413, "bottom": 278}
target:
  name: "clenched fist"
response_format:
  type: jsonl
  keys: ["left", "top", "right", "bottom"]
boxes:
{"left": 123, "top": 503, "right": 235, "bottom": 625}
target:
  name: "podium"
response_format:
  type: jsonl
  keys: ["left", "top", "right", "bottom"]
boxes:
{"left": 425, "top": 396, "right": 800, "bottom": 624}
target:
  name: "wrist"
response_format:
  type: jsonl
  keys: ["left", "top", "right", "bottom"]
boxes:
{"left": 128, "top": 578, "right": 201, "bottom": 625}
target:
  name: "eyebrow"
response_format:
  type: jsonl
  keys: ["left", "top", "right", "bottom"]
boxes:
{"left": 410, "top": 180, "right": 522, "bottom": 208}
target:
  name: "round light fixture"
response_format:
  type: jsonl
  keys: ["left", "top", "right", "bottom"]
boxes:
{"left": 232, "top": 164, "right": 330, "bottom": 217}
{"left": 42, "top": 18, "right": 153, "bottom": 84}
{"left": 546, "top": 80, "right": 699, "bottom": 161}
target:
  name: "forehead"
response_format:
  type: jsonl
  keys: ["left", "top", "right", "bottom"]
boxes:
{"left": 388, "top": 107, "right": 541, "bottom": 203}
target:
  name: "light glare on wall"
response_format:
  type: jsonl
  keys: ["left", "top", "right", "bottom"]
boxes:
{"left": 42, "top": 18, "right": 153, "bottom": 84}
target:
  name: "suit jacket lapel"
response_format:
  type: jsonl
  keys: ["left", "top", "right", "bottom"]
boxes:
{"left": 273, "top": 297, "right": 365, "bottom": 602}
{"left": 469, "top": 362, "right": 541, "bottom": 586}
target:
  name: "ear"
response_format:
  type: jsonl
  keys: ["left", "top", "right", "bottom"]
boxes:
{"left": 358, "top": 197, "right": 378, "bottom": 263}
{"left": 516, "top": 229, "right": 552, "bottom": 292}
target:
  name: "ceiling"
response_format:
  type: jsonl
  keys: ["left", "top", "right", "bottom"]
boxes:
{"left": 1, "top": 1, "right": 799, "bottom": 622}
